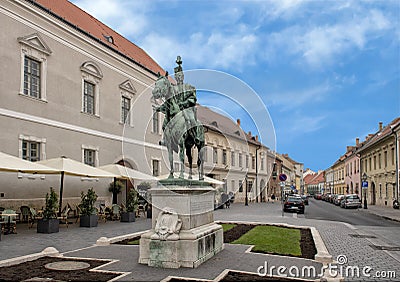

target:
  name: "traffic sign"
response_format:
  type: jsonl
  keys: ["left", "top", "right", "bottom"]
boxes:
{"left": 279, "top": 174, "right": 287, "bottom": 181}
{"left": 362, "top": 181, "right": 368, "bottom": 188}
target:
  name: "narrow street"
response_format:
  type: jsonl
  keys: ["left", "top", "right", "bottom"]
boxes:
{"left": 305, "top": 199, "right": 398, "bottom": 227}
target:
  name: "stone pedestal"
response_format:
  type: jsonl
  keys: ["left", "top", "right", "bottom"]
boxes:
{"left": 139, "top": 185, "right": 224, "bottom": 268}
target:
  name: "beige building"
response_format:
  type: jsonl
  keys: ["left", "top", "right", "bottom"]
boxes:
{"left": 357, "top": 119, "right": 400, "bottom": 207}
{"left": 197, "top": 107, "right": 271, "bottom": 203}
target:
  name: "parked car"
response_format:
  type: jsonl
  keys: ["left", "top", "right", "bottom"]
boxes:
{"left": 341, "top": 194, "right": 361, "bottom": 209}
{"left": 314, "top": 194, "right": 322, "bottom": 200}
{"left": 301, "top": 195, "right": 309, "bottom": 205}
{"left": 283, "top": 196, "right": 305, "bottom": 214}
{"left": 335, "top": 195, "right": 345, "bottom": 206}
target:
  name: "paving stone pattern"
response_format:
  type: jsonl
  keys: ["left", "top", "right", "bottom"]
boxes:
{"left": 1, "top": 202, "right": 399, "bottom": 282}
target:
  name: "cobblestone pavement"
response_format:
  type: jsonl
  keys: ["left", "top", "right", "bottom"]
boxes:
{"left": 1, "top": 201, "right": 399, "bottom": 282}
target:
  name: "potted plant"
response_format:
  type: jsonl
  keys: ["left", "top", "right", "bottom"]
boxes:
{"left": 79, "top": 188, "right": 98, "bottom": 227}
{"left": 108, "top": 180, "right": 123, "bottom": 205}
{"left": 121, "top": 189, "right": 138, "bottom": 222}
{"left": 37, "top": 187, "right": 59, "bottom": 233}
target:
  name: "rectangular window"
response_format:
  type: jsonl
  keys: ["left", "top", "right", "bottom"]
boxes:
{"left": 152, "top": 109, "right": 159, "bottom": 133}
{"left": 174, "top": 162, "right": 180, "bottom": 173}
{"left": 261, "top": 157, "right": 264, "bottom": 171}
{"left": 374, "top": 156, "right": 376, "bottom": 170}
{"left": 231, "top": 180, "right": 235, "bottom": 191}
{"left": 84, "top": 149, "right": 95, "bottom": 166}
{"left": 350, "top": 163, "right": 352, "bottom": 175}
{"left": 152, "top": 160, "right": 159, "bottom": 176}
{"left": 391, "top": 148, "right": 395, "bottom": 165}
{"left": 378, "top": 153, "right": 381, "bottom": 169}
{"left": 252, "top": 156, "right": 256, "bottom": 170}
{"left": 213, "top": 148, "right": 218, "bottom": 164}
{"left": 384, "top": 151, "right": 387, "bottom": 168}
{"left": 22, "top": 140, "right": 40, "bottom": 162}
{"left": 369, "top": 157, "right": 371, "bottom": 171}
{"left": 222, "top": 149, "right": 227, "bottom": 165}
{"left": 121, "top": 96, "right": 131, "bottom": 123}
{"left": 203, "top": 147, "right": 208, "bottom": 162}
{"left": 246, "top": 155, "right": 249, "bottom": 168}
{"left": 83, "top": 81, "right": 95, "bottom": 114}
{"left": 23, "top": 57, "right": 41, "bottom": 98}
{"left": 239, "top": 181, "right": 243, "bottom": 192}
{"left": 247, "top": 180, "right": 253, "bottom": 192}
{"left": 239, "top": 153, "right": 243, "bottom": 168}
{"left": 231, "top": 151, "right": 235, "bottom": 166}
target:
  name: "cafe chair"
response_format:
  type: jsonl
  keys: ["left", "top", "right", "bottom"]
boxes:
{"left": 1, "top": 209, "right": 17, "bottom": 234}
{"left": 28, "top": 207, "right": 39, "bottom": 229}
{"left": 111, "top": 204, "right": 120, "bottom": 221}
{"left": 58, "top": 207, "right": 70, "bottom": 227}
{"left": 20, "top": 206, "right": 31, "bottom": 223}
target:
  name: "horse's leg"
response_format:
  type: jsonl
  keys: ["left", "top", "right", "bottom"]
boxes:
{"left": 179, "top": 139, "right": 185, "bottom": 179}
{"left": 198, "top": 142, "right": 204, "bottom": 181}
{"left": 168, "top": 143, "right": 174, "bottom": 179}
{"left": 186, "top": 146, "right": 193, "bottom": 180}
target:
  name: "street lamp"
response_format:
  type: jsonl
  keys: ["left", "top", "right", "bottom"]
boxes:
{"left": 245, "top": 175, "right": 248, "bottom": 206}
{"left": 362, "top": 172, "right": 368, "bottom": 209}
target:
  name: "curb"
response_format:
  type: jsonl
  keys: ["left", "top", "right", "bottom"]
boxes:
{"left": 0, "top": 247, "right": 60, "bottom": 267}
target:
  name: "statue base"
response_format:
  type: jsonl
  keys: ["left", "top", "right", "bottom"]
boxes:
{"left": 138, "top": 185, "right": 224, "bottom": 268}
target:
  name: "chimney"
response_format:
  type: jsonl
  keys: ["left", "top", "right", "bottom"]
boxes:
{"left": 237, "top": 119, "right": 241, "bottom": 126}
{"left": 346, "top": 146, "right": 352, "bottom": 152}
{"left": 248, "top": 131, "right": 251, "bottom": 136}
{"left": 356, "top": 138, "right": 359, "bottom": 146}
{"left": 379, "top": 122, "right": 383, "bottom": 131}
{"left": 255, "top": 135, "right": 258, "bottom": 141}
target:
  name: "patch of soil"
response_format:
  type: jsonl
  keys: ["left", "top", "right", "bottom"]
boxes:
{"left": 113, "top": 236, "right": 141, "bottom": 245}
{"left": 0, "top": 257, "right": 118, "bottom": 282}
{"left": 223, "top": 224, "right": 255, "bottom": 243}
{"left": 300, "top": 228, "right": 317, "bottom": 259}
{"left": 220, "top": 271, "right": 309, "bottom": 282}
{"left": 222, "top": 224, "right": 317, "bottom": 260}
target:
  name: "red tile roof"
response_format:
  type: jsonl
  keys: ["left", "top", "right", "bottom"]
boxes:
{"left": 29, "top": 0, "right": 164, "bottom": 75}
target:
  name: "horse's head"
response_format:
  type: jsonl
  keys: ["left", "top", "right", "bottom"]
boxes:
{"left": 152, "top": 75, "right": 172, "bottom": 100}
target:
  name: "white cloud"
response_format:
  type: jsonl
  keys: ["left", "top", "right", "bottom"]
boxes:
{"left": 300, "top": 10, "right": 390, "bottom": 67}
{"left": 140, "top": 31, "right": 259, "bottom": 70}
{"left": 71, "top": 0, "right": 150, "bottom": 37}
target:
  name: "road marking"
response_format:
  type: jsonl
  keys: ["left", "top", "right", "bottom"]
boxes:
{"left": 292, "top": 213, "right": 297, "bottom": 218}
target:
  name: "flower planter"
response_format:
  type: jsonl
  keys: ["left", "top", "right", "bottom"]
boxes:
{"left": 120, "top": 211, "right": 135, "bottom": 222}
{"left": 37, "top": 219, "right": 59, "bottom": 234}
{"left": 80, "top": 214, "right": 98, "bottom": 227}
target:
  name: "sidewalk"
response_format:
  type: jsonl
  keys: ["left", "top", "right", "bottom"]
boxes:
{"left": 364, "top": 204, "right": 400, "bottom": 222}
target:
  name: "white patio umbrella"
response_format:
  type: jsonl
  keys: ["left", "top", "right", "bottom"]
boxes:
{"left": 99, "top": 164, "right": 156, "bottom": 181}
{"left": 157, "top": 172, "right": 225, "bottom": 185}
{"left": 0, "top": 151, "right": 60, "bottom": 174}
{"left": 38, "top": 156, "right": 118, "bottom": 214}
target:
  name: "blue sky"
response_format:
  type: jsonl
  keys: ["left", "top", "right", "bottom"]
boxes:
{"left": 71, "top": 0, "right": 400, "bottom": 171}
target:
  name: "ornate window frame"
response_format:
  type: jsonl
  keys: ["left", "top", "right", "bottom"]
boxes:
{"left": 119, "top": 79, "right": 136, "bottom": 127}
{"left": 18, "top": 33, "right": 52, "bottom": 102}
{"left": 80, "top": 61, "right": 103, "bottom": 117}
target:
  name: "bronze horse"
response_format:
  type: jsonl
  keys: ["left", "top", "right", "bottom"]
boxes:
{"left": 152, "top": 75, "right": 204, "bottom": 180}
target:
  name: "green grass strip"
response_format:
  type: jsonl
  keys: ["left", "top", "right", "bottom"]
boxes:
{"left": 231, "top": 225, "right": 301, "bottom": 256}
{"left": 127, "top": 239, "right": 140, "bottom": 245}
{"left": 221, "top": 223, "right": 236, "bottom": 232}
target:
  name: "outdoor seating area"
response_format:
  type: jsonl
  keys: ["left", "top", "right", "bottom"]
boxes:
{"left": 0, "top": 201, "right": 150, "bottom": 240}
